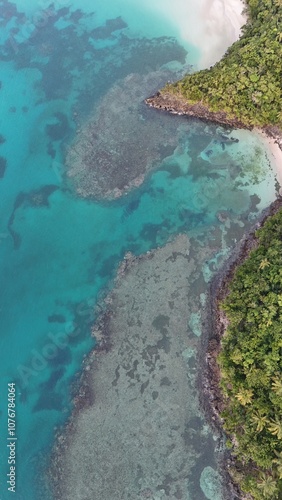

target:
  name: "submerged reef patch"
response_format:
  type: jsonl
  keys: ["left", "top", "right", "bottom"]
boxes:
{"left": 51, "top": 235, "right": 225, "bottom": 500}
{"left": 200, "top": 467, "right": 222, "bottom": 500}
{"left": 66, "top": 72, "right": 190, "bottom": 199}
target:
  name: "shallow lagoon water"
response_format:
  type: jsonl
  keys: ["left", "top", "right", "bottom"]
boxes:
{"left": 0, "top": 0, "right": 279, "bottom": 499}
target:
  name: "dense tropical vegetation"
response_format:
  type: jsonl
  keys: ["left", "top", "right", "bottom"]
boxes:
{"left": 219, "top": 208, "right": 282, "bottom": 499}
{"left": 164, "top": 0, "right": 282, "bottom": 128}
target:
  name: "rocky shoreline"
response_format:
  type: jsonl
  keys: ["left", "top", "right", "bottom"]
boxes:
{"left": 145, "top": 92, "right": 250, "bottom": 130}
{"left": 145, "top": 92, "right": 282, "bottom": 155}
{"left": 200, "top": 196, "right": 282, "bottom": 499}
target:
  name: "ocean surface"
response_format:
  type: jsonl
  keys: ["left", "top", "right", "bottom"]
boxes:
{"left": 0, "top": 0, "right": 279, "bottom": 499}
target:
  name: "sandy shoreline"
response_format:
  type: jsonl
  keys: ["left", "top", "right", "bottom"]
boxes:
{"left": 198, "top": 0, "right": 247, "bottom": 67}
{"left": 254, "top": 128, "right": 282, "bottom": 191}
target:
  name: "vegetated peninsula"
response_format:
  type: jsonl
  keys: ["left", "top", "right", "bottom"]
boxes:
{"left": 147, "top": 0, "right": 282, "bottom": 499}
{"left": 146, "top": 0, "right": 282, "bottom": 136}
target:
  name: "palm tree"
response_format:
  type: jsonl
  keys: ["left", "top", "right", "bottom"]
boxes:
{"left": 277, "top": 295, "right": 282, "bottom": 307}
{"left": 259, "top": 258, "right": 270, "bottom": 270}
{"left": 251, "top": 411, "right": 268, "bottom": 432}
{"left": 272, "top": 450, "right": 282, "bottom": 479}
{"left": 276, "top": 110, "right": 282, "bottom": 123}
{"left": 268, "top": 418, "right": 282, "bottom": 440}
{"left": 272, "top": 377, "right": 282, "bottom": 397}
{"left": 235, "top": 389, "right": 253, "bottom": 406}
{"left": 257, "top": 473, "right": 278, "bottom": 498}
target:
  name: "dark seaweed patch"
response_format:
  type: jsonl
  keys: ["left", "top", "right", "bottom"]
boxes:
{"left": 178, "top": 207, "right": 195, "bottom": 222}
{"left": 66, "top": 301, "right": 95, "bottom": 346}
{"left": 48, "top": 347, "right": 72, "bottom": 367}
{"left": 140, "top": 223, "right": 162, "bottom": 245}
{"left": 158, "top": 143, "right": 175, "bottom": 159}
{"left": 0, "top": 134, "right": 6, "bottom": 144}
{"left": 90, "top": 17, "right": 127, "bottom": 39}
{"left": 69, "top": 9, "right": 84, "bottom": 23}
{"left": 166, "top": 163, "right": 183, "bottom": 179}
{"left": 98, "top": 254, "right": 119, "bottom": 278}
{"left": 40, "top": 367, "right": 65, "bottom": 392}
{"left": 27, "top": 185, "right": 58, "bottom": 207}
{"left": 152, "top": 314, "right": 170, "bottom": 332}
{"left": 7, "top": 185, "right": 58, "bottom": 249}
{"left": 9, "top": 229, "right": 21, "bottom": 249}
{"left": 0, "top": 0, "right": 18, "bottom": 24}
{"left": 33, "top": 391, "right": 63, "bottom": 412}
{"left": 249, "top": 193, "right": 260, "bottom": 212}
{"left": 45, "top": 112, "right": 69, "bottom": 141}
{"left": 121, "top": 198, "right": 140, "bottom": 221}
{"left": 0, "top": 156, "right": 7, "bottom": 177}
{"left": 48, "top": 314, "right": 66, "bottom": 323}
{"left": 47, "top": 141, "right": 56, "bottom": 159}
{"left": 56, "top": 6, "right": 69, "bottom": 17}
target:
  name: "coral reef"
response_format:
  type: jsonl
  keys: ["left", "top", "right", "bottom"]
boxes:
{"left": 51, "top": 235, "right": 224, "bottom": 500}
{"left": 66, "top": 72, "right": 189, "bottom": 199}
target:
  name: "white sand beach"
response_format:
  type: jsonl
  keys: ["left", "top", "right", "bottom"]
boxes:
{"left": 198, "top": 0, "right": 247, "bottom": 67}
{"left": 254, "top": 129, "right": 282, "bottom": 192}
{"left": 147, "top": 0, "right": 247, "bottom": 68}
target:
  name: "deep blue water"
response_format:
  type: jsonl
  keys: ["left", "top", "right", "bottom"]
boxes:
{"left": 0, "top": 1, "right": 278, "bottom": 499}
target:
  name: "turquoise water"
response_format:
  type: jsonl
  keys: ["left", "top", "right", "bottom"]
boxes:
{"left": 0, "top": 1, "right": 278, "bottom": 499}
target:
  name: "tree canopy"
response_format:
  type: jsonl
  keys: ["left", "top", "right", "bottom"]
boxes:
{"left": 164, "top": 0, "right": 282, "bottom": 128}
{"left": 219, "top": 208, "right": 282, "bottom": 499}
